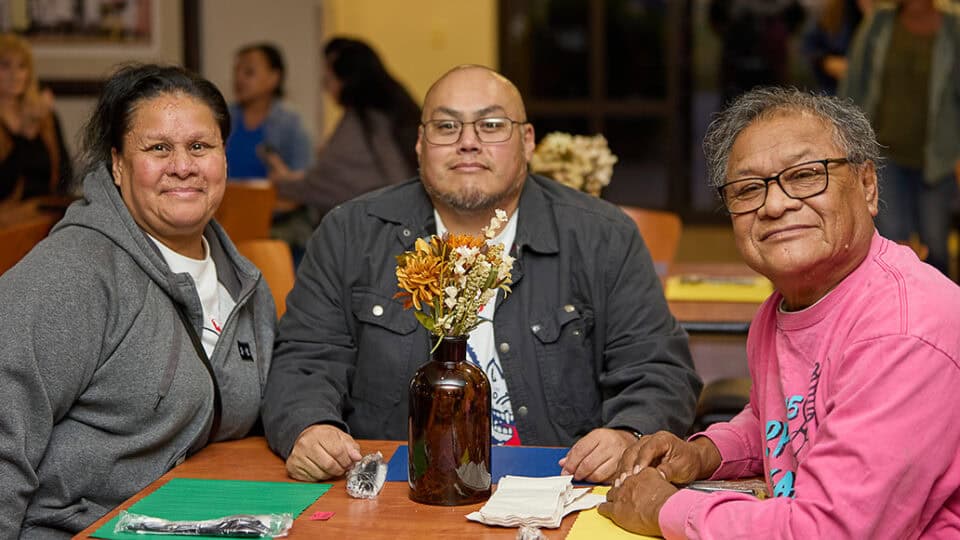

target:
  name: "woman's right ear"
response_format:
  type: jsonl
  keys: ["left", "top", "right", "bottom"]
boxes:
{"left": 110, "top": 148, "right": 122, "bottom": 187}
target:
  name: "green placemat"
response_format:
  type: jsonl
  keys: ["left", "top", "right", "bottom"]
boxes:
{"left": 92, "top": 478, "right": 332, "bottom": 539}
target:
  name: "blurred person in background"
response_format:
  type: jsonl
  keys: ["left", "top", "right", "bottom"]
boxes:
{"left": 0, "top": 33, "right": 72, "bottom": 206}
{"left": 227, "top": 42, "right": 314, "bottom": 262}
{"left": 802, "top": 0, "right": 872, "bottom": 94}
{"left": 226, "top": 42, "right": 312, "bottom": 180}
{"left": 265, "top": 37, "right": 420, "bottom": 220}
{"left": 841, "top": 0, "right": 960, "bottom": 276}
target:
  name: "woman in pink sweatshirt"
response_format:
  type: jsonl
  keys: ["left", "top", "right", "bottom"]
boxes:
{"left": 600, "top": 87, "right": 960, "bottom": 539}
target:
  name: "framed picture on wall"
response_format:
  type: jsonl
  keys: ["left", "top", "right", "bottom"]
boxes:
{"left": 0, "top": 0, "right": 199, "bottom": 96}
{"left": 0, "top": 0, "right": 155, "bottom": 47}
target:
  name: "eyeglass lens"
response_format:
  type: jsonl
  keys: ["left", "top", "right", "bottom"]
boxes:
{"left": 424, "top": 118, "right": 516, "bottom": 144}
{"left": 721, "top": 160, "right": 832, "bottom": 214}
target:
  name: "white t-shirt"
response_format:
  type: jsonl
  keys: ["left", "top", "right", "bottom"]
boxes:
{"left": 435, "top": 210, "right": 521, "bottom": 444}
{"left": 149, "top": 236, "right": 236, "bottom": 358}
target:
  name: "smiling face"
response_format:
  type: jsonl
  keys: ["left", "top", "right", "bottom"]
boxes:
{"left": 415, "top": 67, "right": 535, "bottom": 215}
{"left": 727, "top": 111, "right": 878, "bottom": 308}
{"left": 111, "top": 92, "right": 227, "bottom": 258}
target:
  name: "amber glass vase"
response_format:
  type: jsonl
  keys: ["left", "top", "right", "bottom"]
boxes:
{"left": 408, "top": 335, "right": 492, "bottom": 505}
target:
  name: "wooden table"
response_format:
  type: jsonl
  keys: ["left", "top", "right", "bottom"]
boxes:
{"left": 75, "top": 438, "right": 583, "bottom": 539}
{"left": 666, "top": 262, "right": 766, "bottom": 384}
{"left": 0, "top": 198, "right": 68, "bottom": 275}
{"left": 667, "top": 261, "right": 765, "bottom": 328}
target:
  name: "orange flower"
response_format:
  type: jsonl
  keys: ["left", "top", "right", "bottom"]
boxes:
{"left": 395, "top": 251, "right": 444, "bottom": 310}
{"left": 445, "top": 233, "right": 486, "bottom": 250}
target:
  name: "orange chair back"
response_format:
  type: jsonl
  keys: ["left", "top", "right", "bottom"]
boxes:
{"left": 236, "top": 239, "right": 295, "bottom": 318}
{"left": 0, "top": 213, "right": 58, "bottom": 275}
{"left": 215, "top": 182, "right": 276, "bottom": 242}
{"left": 619, "top": 205, "right": 683, "bottom": 277}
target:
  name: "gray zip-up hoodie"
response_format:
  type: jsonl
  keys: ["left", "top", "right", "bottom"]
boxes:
{"left": 0, "top": 166, "right": 275, "bottom": 539}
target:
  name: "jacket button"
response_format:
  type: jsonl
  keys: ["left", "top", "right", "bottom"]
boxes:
{"left": 499, "top": 342, "right": 510, "bottom": 354}
{"left": 402, "top": 229, "right": 412, "bottom": 237}
{"left": 372, "top": 305, "right": 384, "bottom": 316}
{"left": 564, "top": 304, "right": 575, "bottom": 313}
{"left": 516, "top": 405, "right": 528, "bottom": 417}
{"left": 530, "top": 324, "right": 541, "bottom": 333}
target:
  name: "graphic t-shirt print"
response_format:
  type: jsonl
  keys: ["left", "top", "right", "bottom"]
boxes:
{"left": 765, "top": 361, "right": 822, "bottom": 498}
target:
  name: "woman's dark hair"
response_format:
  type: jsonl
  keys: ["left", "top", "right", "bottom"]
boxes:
{"left": 237, "top": 42, "right": 286, "bottom": 98}
{"left": 324, "top": 37, "right": 421, "bottom": 174}
{"left": 79, "top": 63, "right": 230, "bottom": 177}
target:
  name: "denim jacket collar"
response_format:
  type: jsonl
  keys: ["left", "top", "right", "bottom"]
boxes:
{"left": 365, "top": 174, "right": 561, "bottom": 256}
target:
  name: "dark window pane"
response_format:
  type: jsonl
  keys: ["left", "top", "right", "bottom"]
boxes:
{"left": 601, "top": 117, "right": 668, "bottom": 209}
{"left": 606, "top": 0, "right": 668, "bottom": 99}
{"left": 505, "top": 0, "right": 591, "bottom": 99}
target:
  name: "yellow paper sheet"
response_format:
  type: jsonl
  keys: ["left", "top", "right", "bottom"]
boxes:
{"left": 567, "top": 487, "right": 661, "bottom": 540}
{"left": 665, "top": 274, "right": 773, "bottom": 303}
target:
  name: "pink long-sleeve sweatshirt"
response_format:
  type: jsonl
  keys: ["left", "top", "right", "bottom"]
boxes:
{"left": 660, "top": 232, "right": 960, "bottom": 539}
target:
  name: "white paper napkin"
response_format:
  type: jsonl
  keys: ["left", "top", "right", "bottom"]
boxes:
{"left": 466, "top": 475, "right": 606, "bottom": 529}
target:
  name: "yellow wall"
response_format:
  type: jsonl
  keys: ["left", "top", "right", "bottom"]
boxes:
{"left": 321, "top": 0, "right": 498, "bottom": 132}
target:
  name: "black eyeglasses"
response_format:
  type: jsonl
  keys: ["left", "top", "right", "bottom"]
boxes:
{"left": 717, "top": 158, "right": 853, "bottom": 215}
{"left": 420, "top": 117, "right": 527, "bottom": 145}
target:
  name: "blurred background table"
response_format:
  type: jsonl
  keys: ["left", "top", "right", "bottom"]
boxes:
{"left": 0, "top": 197, "right": 71, "bottom": 275}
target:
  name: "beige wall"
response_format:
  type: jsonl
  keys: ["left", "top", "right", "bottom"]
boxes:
{"left": 47, "top": 0, "right": 498, "bottom": 168}
{"left": 320, "top": 0, "right": 498, "bottom": 132}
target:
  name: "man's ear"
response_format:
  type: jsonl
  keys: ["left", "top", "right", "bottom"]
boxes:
{"left": 860, "top": 160, "right": 879, "bottom": 217}
{"left": 521, "top": 122, "right": 535, "bottom": 162}
{"left": 415, "top": 124, "right": 423, "bottom": 162}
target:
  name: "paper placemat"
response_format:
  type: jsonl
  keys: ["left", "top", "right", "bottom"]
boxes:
{"left": 567, "top": 486, "right": 660, "bottom": 540}
{"left": 665, "top": 274, "right": 773, "bottom": 303}
{"left": 91, "top": 478, "right": 332, "bottom": 539}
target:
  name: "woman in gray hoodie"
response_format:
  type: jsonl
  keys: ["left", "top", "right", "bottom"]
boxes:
{"left": 0, "top": 64, "right": 276, "bottom": 539}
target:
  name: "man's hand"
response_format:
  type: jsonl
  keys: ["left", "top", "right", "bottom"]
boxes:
{"left": 616, "top": 431, "right": 721, "bottom": 485}
{"left": 598, "top": 467, "right": 677, "bottom": 536}
{"left": 558, "top": 428, "right": 637, "bottom": 483}
{"left": 285, "top": 424, "right": 362, "bottom": 481}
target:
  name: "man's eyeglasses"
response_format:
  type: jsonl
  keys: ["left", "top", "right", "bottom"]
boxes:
{"left": 717, "top": 158, "right": 853, "bottom": 215}
{"left": 421, "top": 117, "right": 526, "bottom": 145}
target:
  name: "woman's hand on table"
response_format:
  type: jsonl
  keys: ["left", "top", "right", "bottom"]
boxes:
{"left": 285, "top": 424, "right": 362, "bottom": 481}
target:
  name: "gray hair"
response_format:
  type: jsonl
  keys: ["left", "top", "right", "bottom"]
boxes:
{"left": 702, "top": 87, "right": 882, "bottom": 189}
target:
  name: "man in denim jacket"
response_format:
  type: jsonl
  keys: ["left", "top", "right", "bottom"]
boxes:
{"left": 262, "top": 65, "right": 700, "bottom": 484}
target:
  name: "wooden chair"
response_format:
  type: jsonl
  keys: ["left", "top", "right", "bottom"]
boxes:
{"left": 0, "top": 213, "right": 58, "bottom": 275}
{"left": 619, "top": 206, "right": 683, "bottom": 277}
{"left": 236, "top": 239, "right": 295, "bottom": 318}
{"left": 215, "top": 182, "right": 277, "bottom": 243}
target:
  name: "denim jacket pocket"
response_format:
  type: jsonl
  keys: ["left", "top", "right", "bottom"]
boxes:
{"left": 531, "top": 303, "right": 600, "bottom": 435}
{"left": 349, "top": 287, "right": 418, "bottom": 417}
